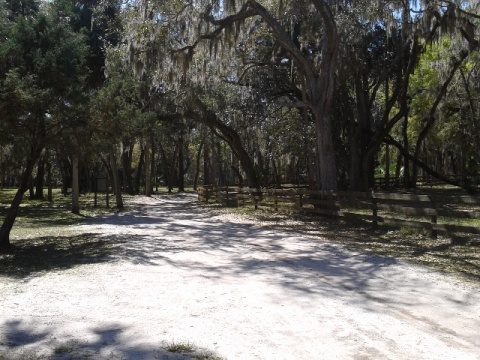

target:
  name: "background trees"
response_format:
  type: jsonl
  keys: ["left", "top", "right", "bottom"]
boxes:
{"left": 1, "top": 0, "right": 480, "bottom": 250}
{"left": 118, "top": 0, "right": 479, "bottom": 191}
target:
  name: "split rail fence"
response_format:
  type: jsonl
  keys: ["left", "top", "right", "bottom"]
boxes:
{"left": 197, "top": 186, "right": 480, "bottom": 239}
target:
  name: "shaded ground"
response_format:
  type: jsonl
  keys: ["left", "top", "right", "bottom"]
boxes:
{"left": 1, "top": 194, "right": 480, "bottom": 359}
{"left": 216, "top": 207, "right": 480, "bottom": 283}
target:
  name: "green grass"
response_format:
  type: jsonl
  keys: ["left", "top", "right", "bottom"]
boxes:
{"left": 0, "top": 188, "right": 120, "bottom": 277}
{"left": 0, "top": 188, "right": 111, "bottom": 219}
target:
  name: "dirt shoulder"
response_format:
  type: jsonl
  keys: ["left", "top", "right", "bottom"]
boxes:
{"left": 1, "top": 194, "right": 479, "bottom": 359}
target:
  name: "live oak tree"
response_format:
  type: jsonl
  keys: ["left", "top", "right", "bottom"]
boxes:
{"left": 121, "top": 0, "right": 339, "bottom": 189}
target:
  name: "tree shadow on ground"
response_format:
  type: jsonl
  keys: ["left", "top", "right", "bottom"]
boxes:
{"left": 0, "top": 320, "right": 221, "bottom": 359}
{"left": 2, "top": 194, "right": 479, "bottom": 303}
{"left": 2, "top": 195, "right": 480, "bottom": 359}
{"left": 0, "top": 197, "right": 400, "bottom": 306}
{"left": 236, "top": 208, "right": 480, "bottom": 283}
{"left": 0, "top": 234, "right": 117, "bottom": 279}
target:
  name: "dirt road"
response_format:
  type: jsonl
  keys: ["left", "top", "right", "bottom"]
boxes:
{"left": 1, "top": 194, "right": 479, "bottom": 359}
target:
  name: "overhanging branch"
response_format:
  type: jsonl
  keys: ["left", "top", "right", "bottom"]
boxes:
{"left": 384, "top": 135, "right": 464, "bottom": 189}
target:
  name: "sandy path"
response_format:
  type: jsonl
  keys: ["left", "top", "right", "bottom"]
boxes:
{"left": 1, "top": 194, "right": 480, "bottom": 359}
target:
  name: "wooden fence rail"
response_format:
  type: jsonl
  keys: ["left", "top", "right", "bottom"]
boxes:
{"left": 197, "top": 186, "right": 480, "bottom": 239}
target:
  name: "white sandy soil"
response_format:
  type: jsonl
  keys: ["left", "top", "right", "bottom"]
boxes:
{"left": 1, "top": 194, "right": 479, "bottom": 359}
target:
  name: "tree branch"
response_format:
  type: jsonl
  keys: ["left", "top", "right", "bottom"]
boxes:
{"left": 247, "top": 0, "right": 316, "bottom": 79}
{"left": 384, "top": 135, "right": 464, "bottom": 189}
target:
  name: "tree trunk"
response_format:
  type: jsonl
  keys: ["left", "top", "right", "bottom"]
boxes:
{"left": 0, "top": 147, "right": 4, "bottom": 190}
{"left": 109, "top": 148, "right": 124, "bottom": 210}
{"left": 168, "top": 144, "right": 178, "bottom": 192}
{"left": 59, "top": 155, "right": 71, "bottom": 196}
{"left": 71, "top": 150, "right": 80, "bottom": 214}
{"left": 193, "top": 140, "right": 204, "bottom": 190}
{"left": 231, "top": 165, "right": 244, "bottom": 187}
{"left": 34, "top": 155, "right": 45, "bottom": 199}
{"left": 0, "top": 146, "right": 43, "bottom": 252}
{"left": 178, "top": 134, "right": 185, "bottom": 192}
{"left": 122, "top": 142, "right": 135, "bottom": 195}
{"left": 134, "top": 147, "right": 144, "bottom": 194}
{"left": 145, "top": 140, "right": 152, "bottom": 196}
{"left": 311, "top": 104, "right": 338, "bottom": 190}
{"left": 412, "top": 51, "right": 468, "bottom": 186}
{"left": 306, "top": 149, "right": 316, "bottom": 190}
{"left": 385, "top": 143, "right": 390, "bottom": 189}
{"left": 28, "top": 173, "right": 35, "bottom": 199}
{"left": 394, "top": 150, "right": 403, "bottom": 187}
{"left": 385, "top": 135, "right": 464, "bottom": 189}
{"left": 350, "top": 71, "right": 375, "bottom": 191}
{"left": 46, "top": 157, "right": 53, "bottom": 202}
{"left": 151, "top": 137, "right": 157, "bottom": 192}
{"left": 402, "top": 114, "right": 411, "bottom": 188}
{"left": 249, "top": 0, "right": 339, "bottom": 190}
{"left": 308, "top": 1, "right": 338, "bottom": 191}
{"left": 187, "top": 97, "right": 260, "bottom": 188}
{"left": 203, "top": 138, "right": 211, "bottom": 186}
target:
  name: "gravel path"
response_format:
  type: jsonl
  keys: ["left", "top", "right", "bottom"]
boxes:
{"left": 1, "top": 194, "right": 480, "bottom": 359}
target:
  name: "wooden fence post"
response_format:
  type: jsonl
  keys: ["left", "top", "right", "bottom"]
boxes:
{"left": 371, "top": 190, "right": 378, "bottom": 229}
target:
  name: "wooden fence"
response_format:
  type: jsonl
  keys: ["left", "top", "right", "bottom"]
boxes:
{"left": 198, "top": 186, "right": 480, "bottom": 238}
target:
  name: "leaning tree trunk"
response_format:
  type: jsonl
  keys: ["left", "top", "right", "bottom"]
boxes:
{"left": 187, "top": 97, "right": 260, "bottom": 188}
{"left": 0, "top": 146, "right": 43, "bottom": 252}
{"left": 411, "top": 51, "right": 468, "bottom": 187}
{"left": 193, "top": 140, "right": 204, "bottom": 190}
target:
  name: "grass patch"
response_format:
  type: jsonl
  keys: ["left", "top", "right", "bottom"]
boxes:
{"left": 161, "top": 340, "right": 225, "bottom": 360}
{"left": 0, "top": 188, "right": 122, "bottom": 278}
{"left": 0, "top": 189, "right": 113, "bottom": 235}
{"left": 53, "top": 345, "right": 73, "bottom": 356}
{"left": 0, "top": 338, "right": 225, "bottom": 360}
{"left": 163, "top": 341, "right": 196, "bottom": 353}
